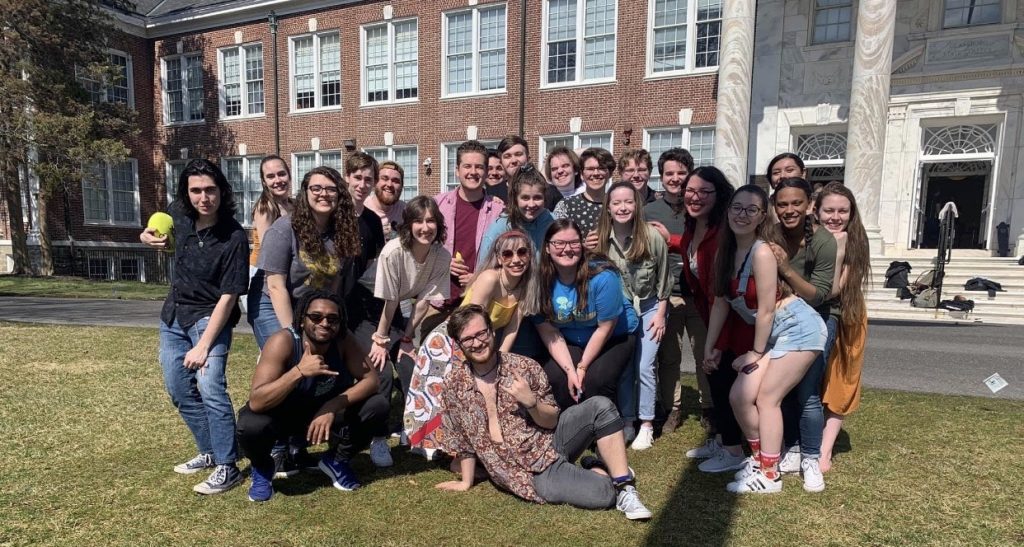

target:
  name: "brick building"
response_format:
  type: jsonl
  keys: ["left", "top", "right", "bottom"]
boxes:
{"left": 1, "top": 0, "right": 723, "bottom": 277}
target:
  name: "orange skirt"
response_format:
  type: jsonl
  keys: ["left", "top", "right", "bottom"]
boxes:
{"left": 822, "top": 315, "right": 867, "bottom": 416}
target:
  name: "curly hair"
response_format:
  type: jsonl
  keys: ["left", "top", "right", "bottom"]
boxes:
{"left": 291, "top": 166, "right": 361, "bottom": 270}
{"left": 537, "top": 219, "right": 619, "bottom": 320}
{"left": 292, "top": 289, "right": 347, "bottom": 338}
{"left": 815, "top": 182, "right": 871, "bottom": 335}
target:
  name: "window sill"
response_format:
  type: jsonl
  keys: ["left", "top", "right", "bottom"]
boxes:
{"left": 440, "top": 90, "right": 508, "bottom": 101}
{"left": 220, "top": 113, "right": 267, "bottom": 122}
{"left": 360, "top": 99, "right": 421, "bottom": 108}
{"left": 289, "top": 107, "right": 343, "bottom": 116}
{"left": 643, "top": 68, "right": 717, "bottom": 82}
{"left": 801, "top": 40, "right": 854, "bottom": 51}
{"left": 539, "top": 79, "right": 618, "bottom": 92}
{"left": 163, "top": 120, "right": 206, "bottom": 128}
{"left": 83, "top": 221, "right": 142, "bottom": 228}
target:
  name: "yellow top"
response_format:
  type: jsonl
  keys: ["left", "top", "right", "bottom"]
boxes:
{"left": 460, "top": 285, "right": 518, "bottom": 329}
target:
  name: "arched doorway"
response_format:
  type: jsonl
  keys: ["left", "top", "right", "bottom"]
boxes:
{"left": 911, "top": 124, "right": 998, "bottom": 250}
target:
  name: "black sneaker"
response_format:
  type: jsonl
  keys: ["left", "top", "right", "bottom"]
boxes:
{"left": 272, "top": 449, "right": 299, "bottom": 479}
{"left": 173, "top": 453, "right": 214, "bottom": 475}
{"left": 290, "top": 447, "right": 321, "bottom": 471}
{"left": 193, "top": 464, "right": 243, "bottom": 495}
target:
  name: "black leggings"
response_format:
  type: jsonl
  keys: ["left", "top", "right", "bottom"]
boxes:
{"left": 543, "top": 334, "right": 636, "bottom": 410}
{"left": 707, "top": 350, "right": 744, "bottom": 447}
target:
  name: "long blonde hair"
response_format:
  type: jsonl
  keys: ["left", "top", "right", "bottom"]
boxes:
{"left": 596, "top": 181, "right": 653, "bottom": 262}
{"left": 468, "top": 230, "right": 540, "bottom": 316}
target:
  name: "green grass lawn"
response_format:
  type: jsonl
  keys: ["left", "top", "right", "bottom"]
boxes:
{"left": 1, "top": 321, "right": 1021, "bottom": 546}
{"left": 0, "top": 275, "right": 168, "bottom": 301}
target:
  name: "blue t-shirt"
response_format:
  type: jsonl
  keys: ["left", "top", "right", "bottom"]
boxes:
{"left": 533, "top": 268, "right": 638, "bottom": 347}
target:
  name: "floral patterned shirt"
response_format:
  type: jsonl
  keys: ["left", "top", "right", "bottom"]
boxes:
{"left": 438, "top": 352, "right": 560, "bottom": 503}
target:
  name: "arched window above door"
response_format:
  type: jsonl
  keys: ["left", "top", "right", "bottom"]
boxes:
{"left": 922, "top": 125, "right": 997, "bottom": 157}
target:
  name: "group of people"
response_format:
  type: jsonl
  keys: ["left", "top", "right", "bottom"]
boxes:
{"left": 140, "top": 137, "right": 868, "bottom": 518}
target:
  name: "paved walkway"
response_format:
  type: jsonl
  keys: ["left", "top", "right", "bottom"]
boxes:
{"left": 1, "top": 296, "right": 1020, "bottom": 400}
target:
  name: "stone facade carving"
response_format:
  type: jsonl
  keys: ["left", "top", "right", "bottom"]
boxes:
{"left": 926, "top": 35, "right": 1011, "bottom": 64}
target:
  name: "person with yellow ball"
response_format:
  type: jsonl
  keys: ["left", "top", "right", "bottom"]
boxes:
{"left": 140, "top": 158, "right": 250, "bottom": 495}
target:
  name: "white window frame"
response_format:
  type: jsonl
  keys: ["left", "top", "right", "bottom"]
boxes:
{"left": 79, "top": 49, "right": 135, "bottom": 107}
{"left": 161, "top": 52, "right": 204, "bottom": 125}
{"left": 645, "top": 0, "right": 721, "bottom": 78}
{"left": 83, "top": 159, "right": 140, "bottom": 227}
{"left": 218, "top": 43, "right": 265, "bottom": 119}
{"left": 539, "top": 132, "right": 615, "bottom": 158}
{"left": 361, "top": 18, "right": 419, "bottom": 106}
{"left": 223, "top": 155, "right": 265, "bottom": 228}
{"left": 292, "top": 150, "right": 344, "bottom": 193}
{"left": 364, "top": 145, "right": 421, "bottom": 200}
{"left": 165, "top": 160, "right": 188, "bottom": 203}
{"left": 643, "top": 126, "right": 715, "bottom": 190}
{"left": 442, "top": 3, "right": 509, "bottom": 98}
{"left": 541, "top": 0, "right": 619, "bottom": 88}
{"left": 441, "top": 139, "right": 501, "bottom": 192}
{"left": 289, "top": 31, "right": 342, "bottom": 113}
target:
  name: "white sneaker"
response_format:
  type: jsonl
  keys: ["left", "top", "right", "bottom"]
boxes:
{"left": 779, "top": 449, "right": 801, "bottom": 474}
{"left": 698, "top": 449, "right": 746, "bottom": 473}
{"left": 615, "top": 485, "right": 653, "bottom": 520}
{"left": 630, "top": 427, "right": 655, "bottom": 451}
{"left": 370, "top": 437, "right": 393, "bottom": 468}
{"left": 726, "top": 470, "right": 782, "bottom": 494}
{"left": 733, "top": 456, "right": 761, "bottom": 481}
{"left": 685, "top": 438, "right": 721, "bottom": 459}
{"left": 801, "top": 457, "right": 825, "bottom": 493}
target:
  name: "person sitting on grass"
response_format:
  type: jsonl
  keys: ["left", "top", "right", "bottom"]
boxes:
{"left": 435, "top": 305, "right": 653, "bottom": 520}
{"left": 235, "top": 291, "right": 389, "bottom": 501}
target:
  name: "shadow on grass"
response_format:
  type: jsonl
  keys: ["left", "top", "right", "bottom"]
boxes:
{"left": 643, "top": 386, "right": 738, "bottom": 546}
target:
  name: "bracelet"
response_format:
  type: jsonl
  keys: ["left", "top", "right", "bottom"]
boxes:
{"left": 371, "top": 333, "right": 391, "bottom": 346}
{"left": 750, "top": 348, "right": 766, "bottom": 356}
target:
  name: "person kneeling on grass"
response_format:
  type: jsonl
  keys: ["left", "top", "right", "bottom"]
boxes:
{"left": 435, "top": 305, "right": 653, "bottom": 520}
{"left": 236, "top": 291, "right": 389, "bottom": 501}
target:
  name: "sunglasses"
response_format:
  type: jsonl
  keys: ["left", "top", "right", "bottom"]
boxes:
{"left": 500, "top": 247, "right": 530, "bottom": 260}
{"left": 305, "top": 312, "right": 341, "bottom": 326}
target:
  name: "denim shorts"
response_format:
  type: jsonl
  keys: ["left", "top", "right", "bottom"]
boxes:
{"left": 767, "top": 297, "right": 827, "bottom": 359}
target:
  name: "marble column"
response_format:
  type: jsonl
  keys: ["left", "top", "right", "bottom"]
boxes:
{"left": 845, "top": 0, "right": 897, "bottom": 255}
{"left": 713, "top": 0, "right": 755, "bottom": 187}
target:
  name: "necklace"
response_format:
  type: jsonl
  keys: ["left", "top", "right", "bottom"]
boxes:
{"left": 471, "top": 360, "right": 499, "bottom": 379}
{"left": 195, "top": 225, "right": 212, "bottom": 248}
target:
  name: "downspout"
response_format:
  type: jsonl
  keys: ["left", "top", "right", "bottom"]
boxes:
{"left": 518, "top": 0, "right": 527, "bottom": 137}
{"left": 269, "top": 11, "right": 281, "bottom": 155}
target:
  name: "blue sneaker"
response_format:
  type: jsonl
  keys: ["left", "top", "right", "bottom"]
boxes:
{"left": 318, "top": 455, "right": 361, "bottom": 491}
{"left": 248, "top": 465, "right": 274, "bottom": 502}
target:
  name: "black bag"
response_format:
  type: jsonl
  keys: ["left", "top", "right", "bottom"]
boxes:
{"left": 964, "top": 277, "right": 1003, "bottom": 292}
{"left": 1018, "top": 255, "right": 1024, "bottom": 266}
{"left": 897, "top": 286, "right": 915, "bottom": 300}
{"left": 884, "top": 261, "right": 912, "bottom": 289}
{"left": 939, "top": 298, "right": 975, "bottom": 312}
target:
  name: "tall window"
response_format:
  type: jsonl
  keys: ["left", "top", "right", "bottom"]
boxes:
{"left": 293, "top": 151, "right": 343, "bottom": 190}
{"left": 944, "top": 0, "right": 1001, "bottom": 28}
{"left": 544, "top": 0, "right": 617, "bottom": 85}
{"left": 80, "top": 50, "right": 133, "bottom": 106}
{"left": 443, "top": 140, "right": 500, "bottom": 191}
{"left": 83, "top": 160, "right": 139, "bottom": 225}
{"left": 363, "top": 19, "right": 419, "bottom": 104}
{"left": 224, "top": 156, "right": 264, "bottom": 226}
{"left": 291, "top": 32, "right": 341, "bottom": 111}
{"left": 647, "top": 0, "right": 722, "bottom": 75}
{"left": 366, "top": 146, "right": 420, "bottom": 200}
{"left": 812, "top": 0, "right": 853, "bottom": 44}
{"left": 165, "top": 160, "right": 187, "bottom": 201}
{"left": 644, "top": 127, "right": 714, "bottom": 190}
{"left": 540, "top": 132, "right": 614, "bottom": 159}
{"left": 219, "top": 44, "right": 264, "bottom": 118}
{"left": 444, "top": 5, "right": 507, "bottom": 96}
{"left": 163, "top": 53, "right": 204, "bottom": 123}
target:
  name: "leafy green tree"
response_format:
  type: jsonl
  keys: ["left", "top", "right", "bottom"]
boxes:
{"left": 0, "top": 0, "right": 136, "bottom": 275}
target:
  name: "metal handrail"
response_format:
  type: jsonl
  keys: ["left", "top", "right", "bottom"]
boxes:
{"left": 934, "top": 201, "right": 958, "bottom": 304}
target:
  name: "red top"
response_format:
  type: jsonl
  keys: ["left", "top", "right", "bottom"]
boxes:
{"left": 677, "top": 223, "right": 720, "bottom": 325}
{"left": 451, "top": 194, "right": 483, "bottom": 301}
{"left": 717, "top": 275, "right": 758, "bottom": 355}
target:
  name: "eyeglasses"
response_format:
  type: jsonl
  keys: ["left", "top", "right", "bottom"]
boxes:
{"left": 305, "top": 312, "right": 341, "bottom": 326}
{"left": 548, "top": 239, "right": 583, "bottom": 251}
{"left": 457, "top": 328, "right": 493, "bottom": 346}
{"left": 500, "top": 247, "right": 530, "bottom": 260}
{"left": 684, "top": 188, "right": 715, "bottom": 198}
{"left": 728, "top": 204, "right": 764, "bottom": 217}
{"left": 308, "top": 185, "right": 340, "bottom": 195}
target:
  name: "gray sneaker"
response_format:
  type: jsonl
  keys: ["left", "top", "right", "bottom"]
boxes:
{"left": 193, "top": 464, "right": 243, "bottom": 495}
{"left": 173, "top": 453, "right": 214, "bottom": 475}
{"left": 616, "top": 485, "right": 653, "bottom": 520}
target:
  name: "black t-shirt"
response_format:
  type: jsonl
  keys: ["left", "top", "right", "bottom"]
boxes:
{"left": 160, "top": 203, "right": 250, "bottom": 329}
{"left": 485, "top": 181, "right": 508, "bottom": 203}
{"left": 644, "top": 198, "right": 687, "bottom": 296}
{"left": 344, "top": 207, "right": 395, "bottom": 331}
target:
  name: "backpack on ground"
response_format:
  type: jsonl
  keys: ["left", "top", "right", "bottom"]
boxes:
{"left": 911, "top": 287, "right": 938, "bottom": 308}
{"left": 884, "top": 261, "right": 912, "bottom": 289}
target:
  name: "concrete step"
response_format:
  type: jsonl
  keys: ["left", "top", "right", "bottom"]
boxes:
{"left": 867, "top": 301, "right": 1024, "bottom": 325}
{"left": 867, "top": 293, "right": 1024, "bottom": 309}
{"left": 868, "top": 277, "right": 1024, "bottom": 292}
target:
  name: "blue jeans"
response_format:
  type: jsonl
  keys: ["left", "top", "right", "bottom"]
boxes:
{"left": 783, "top": 314, "right": 838, "bottom": 458}
{"left": 618, "top": 298, "right": 662, "bottom": 422}
{"left": 159, "top": 317, "right": 237, "bottom": 465}
{"left": 247, "top": 290, "right": 283, "bottom": 350}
